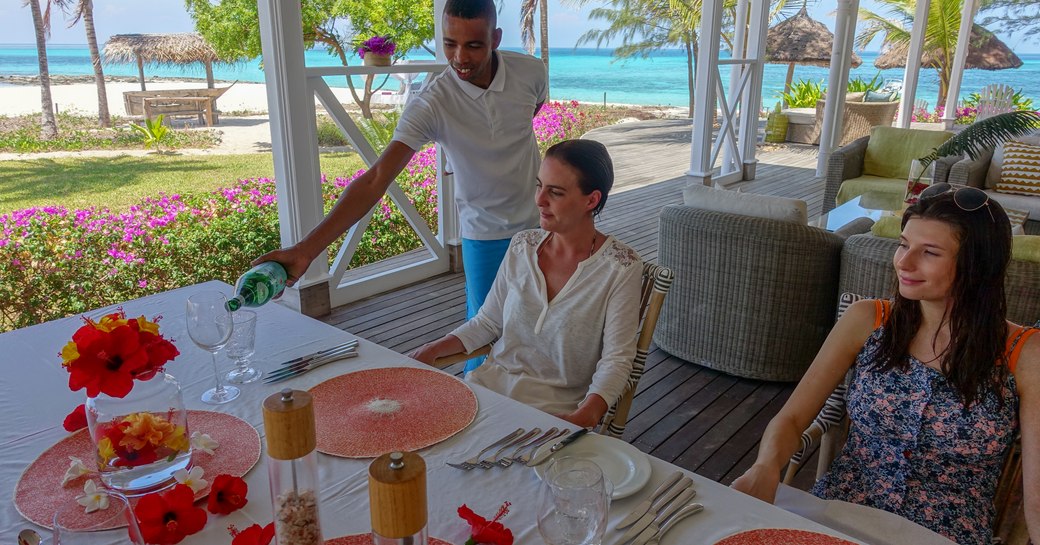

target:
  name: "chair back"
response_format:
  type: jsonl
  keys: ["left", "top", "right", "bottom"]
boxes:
{"left": 977, "top": 83, "right": 1016, "bottom": 121}
{"left": 598, "top": 262, "right": 674, "bottom": 438}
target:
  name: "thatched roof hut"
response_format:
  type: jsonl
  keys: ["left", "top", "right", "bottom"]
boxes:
{"left": 103, "top": 33, "right": 230, "bottom": 90}
{"left": 766, "top": 7, "right": 863, "bottom": 99}
{"left": 874, "top": 24, "right": 1023, "bottom": 71}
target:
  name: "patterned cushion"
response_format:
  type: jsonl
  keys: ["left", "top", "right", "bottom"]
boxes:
{"left": 996, "top": 140, "right": 1040, "bottom": 196}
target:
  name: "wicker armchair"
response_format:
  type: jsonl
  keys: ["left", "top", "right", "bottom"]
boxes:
{"left": 947, "top": 142, "right": 1040, "bottom": 235}
{"left": 809, "top": 99, "right": 901, "bottom": 148}
{"left": 654, "top": 206, "right": 847, "bottom": 381}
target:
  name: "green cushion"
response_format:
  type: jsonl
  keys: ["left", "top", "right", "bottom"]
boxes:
{"left": 871, "top": 215, "right": 903, "bottom": 238}
{"left": 862, "top": 127, "right": 953, "bottom": 179}
{"left": 835, "top": 176, "right": 906, "bottom": 206}
{"left": 1013, "top": 235, "right": 1040, "bottom": 263}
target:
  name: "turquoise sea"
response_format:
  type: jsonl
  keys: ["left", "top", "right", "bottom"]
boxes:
{"left": 1, "top": 43, "right": 1038, "bottom": 109}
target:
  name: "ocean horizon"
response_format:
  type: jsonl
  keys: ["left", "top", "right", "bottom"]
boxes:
{"left": 2, "top": 43, "right": 1038, "bottom": 110}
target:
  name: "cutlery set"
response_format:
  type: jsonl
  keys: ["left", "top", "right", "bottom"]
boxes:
{"left": 445, "top": 427, "right": 578, "bottom": 470}
{"left": 616, "top": 470, "right": 704, "bottom": 545}
{"left": 263, "top": 340, "right": 360, "bottom": 384}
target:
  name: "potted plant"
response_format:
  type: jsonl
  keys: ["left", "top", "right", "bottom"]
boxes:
{"left": 358, "top": 35, "right": 396, "bottom": 67}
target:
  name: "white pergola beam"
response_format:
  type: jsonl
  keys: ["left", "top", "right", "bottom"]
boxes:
{"left": 816, "top": 0, "right": 861, "bottom": 175}
{"left": 688, "top": 0, "right": 724, "bottom": 186}
{"left": 943, "top": 0, "right": 976, "bottom": 129}
{"left": 739, "top": 0, "right": 770, "bottom": 179}
{"left": 896, "top": 0, "right": 931, "bottom": 127}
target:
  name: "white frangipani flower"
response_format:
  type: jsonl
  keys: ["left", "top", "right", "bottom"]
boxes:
{"left": 62, "top": 456, "right": 90, "bottom": 486}
{"left": 174, "top": 466, "right": 207, "bottom": 493}
{"left": 190, "top": 431, "right": 219, "bottom": 455}
{"left": 77, "top": 480, "right": 109, "bottom": 513}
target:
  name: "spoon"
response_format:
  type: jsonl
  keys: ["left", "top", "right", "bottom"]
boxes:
{"left": 18, "top": 529, "right": 43, "bottom": 545}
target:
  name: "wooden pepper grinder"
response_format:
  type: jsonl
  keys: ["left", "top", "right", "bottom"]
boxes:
{"left": 263, "top": 388, "right": 324, "bottom": 545}
{"left": 368, "top": 451, "right": 428, "bottom": 545}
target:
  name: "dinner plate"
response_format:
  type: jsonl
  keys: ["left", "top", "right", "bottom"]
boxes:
{"left": 531, "top": 432, "right": 651, "bottom": 499}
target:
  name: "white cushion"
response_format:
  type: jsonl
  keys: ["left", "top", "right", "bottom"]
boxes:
{"left": 985, "top": 133, "right": 1040, "bottom": 189}
{"left": 683, "top": 184, "right": 808, "bottom": 224}
{"left": 783, "top": 108, "right": 816, "bottom": 125}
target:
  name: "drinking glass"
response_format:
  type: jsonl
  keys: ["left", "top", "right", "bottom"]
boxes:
{"left": 186, "top": 291, "right": 239, "bottom": 404}
{"left": 225, "top": 310, "right": 261, "bottom": 384}
{"left": 537, "top": 457, "right": 611, "bottom": 545}
{"left": 52, "top": 491, "right": 144, "bottom": 544}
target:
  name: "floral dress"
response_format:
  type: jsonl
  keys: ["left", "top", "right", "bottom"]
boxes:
{"left": 811, "top": 326, "right": 1020, "bottom": 545}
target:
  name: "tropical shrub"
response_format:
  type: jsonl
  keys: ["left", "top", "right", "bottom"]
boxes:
{"left": 130, "top": 115, "right": 172, "bottom": 152}
{"left": 0, "top": 111, "right": 217, "bottom": 153}
{"left": 778, "top": 79, "right": 826, "bottom": 108}
{"left": 847, "top": 73, "right": 884, "bottom": 93}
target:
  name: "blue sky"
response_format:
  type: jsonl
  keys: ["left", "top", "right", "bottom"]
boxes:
{"left": 1, "top": 0, "right": 1037, "bottom": 54}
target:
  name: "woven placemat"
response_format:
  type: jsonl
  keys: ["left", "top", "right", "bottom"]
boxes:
{"left": 15, "top": 410, "right": 260, "bottom": 530}
{"left": 714, "top": 528, "right": 858, "bottom": 545}
{"left": 310, "top": 367, "right": 477, "bottom": 458}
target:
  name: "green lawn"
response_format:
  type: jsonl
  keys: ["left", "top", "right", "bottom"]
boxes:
{"left": 0, "top": 152, "right": 366, "bottom": 214}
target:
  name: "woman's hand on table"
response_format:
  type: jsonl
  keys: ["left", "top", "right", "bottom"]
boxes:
{"left": 555, "top": 394, "right": 608, "bottom": 429}
{"left": 731, "top": 463, "right": 781, "bottom": 504}
{"left": 408, "top": 335, "right": 466, "bottom": 365}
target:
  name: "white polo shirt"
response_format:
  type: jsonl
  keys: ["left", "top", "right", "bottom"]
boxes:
{"left": 392, "top": 50, "right": 547, "bottom": 241}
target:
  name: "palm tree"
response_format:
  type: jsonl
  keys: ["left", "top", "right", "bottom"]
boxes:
{"left": 25, "top": 0, "right": 58, "bottom": 140}
{"left": 855, "top": 0, "right": 962, "bottom": 105}
{"left": 520, "top": 0, "right": 551, "bottom": 72}
{"left": 56, "top": 0, "right": 109, "bottom": 127}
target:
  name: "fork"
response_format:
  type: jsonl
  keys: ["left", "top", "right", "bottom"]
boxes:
{"left": 478, "top": 428, "right": 542, "bottom": 469}
{"left": 497, "top": 427, "right": 559, "bottom": 467}
{"left": 445, "top": 428, "right": 525, "bottom": 470}
{"left": 515, "top": 428, "right": 569, "bottom": 465}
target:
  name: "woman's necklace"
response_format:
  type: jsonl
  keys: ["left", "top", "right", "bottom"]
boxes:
{"left": 538, "top": 232, "right": 597, "bottom": 259}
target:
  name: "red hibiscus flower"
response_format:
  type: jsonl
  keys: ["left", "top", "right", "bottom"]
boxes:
{"left": 135, "top": 484, "right": 207, "bottom": 545}
{"left": 208, "top": 474, "right": 248, "bottom": 515}
{"left": 230, "top": 523, "right": 275, "bottom": 545}
{"left": 63, "top": 404, "right": 87, "bottom": 432}
{"left": 67, "top": 323, "right": 152, "bottom": 398}
{"left": 458, "top": 502, "right": 513, "bottom": 545}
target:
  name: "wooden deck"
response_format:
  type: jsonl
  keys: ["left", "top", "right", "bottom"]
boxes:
{"left": 320, "top": 123, "right": 827, "bottom": 490}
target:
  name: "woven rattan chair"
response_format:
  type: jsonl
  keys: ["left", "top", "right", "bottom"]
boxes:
{"left": 432, "top": 262, "right": 674, "bottom": 438}
{"left": 947, "top": 143, "right": 1040, "bottom": 235}
{"left": 809, "top": 99, "right": 901, "bottom": 148}
{"left": 653, "top": 205, "right": 847, "bottom": 381}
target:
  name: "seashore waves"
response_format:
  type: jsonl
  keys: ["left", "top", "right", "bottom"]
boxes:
{"left": 1, "top": 44, "right": 1038, "bottom": 109}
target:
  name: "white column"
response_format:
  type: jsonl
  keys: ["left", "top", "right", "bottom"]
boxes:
{"left": 258, "top": 0, "right": 330, "bottom": 314}
{"left": 942, "top": 0, "right": 975, "bottom": 129}
{"left": 687, "top": 0, "right": 724, "bottom": 186}
{"left": 432, "top": 0, "right": 460, "bottom": 251}
{"left": 722, "top": 0, "right": 749, "bottom": 175}
{"left": 816, "top": 0, "right": 861, "bottom": 175}
{"left": 895, "top": 0, "right": 931, "bottom": 128}
{"left": 739, "top": 0, "right": 770, "bottom": 180}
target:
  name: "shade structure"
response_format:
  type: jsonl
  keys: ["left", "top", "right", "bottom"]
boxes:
{"left": 766, "top": 7, "right": 863, "bottom": 99}
{"left": 873, "top": 24, "right": 1023, "bottom": 70}
{"left": 103, "top": 33, "right": 230, "bottom": 90}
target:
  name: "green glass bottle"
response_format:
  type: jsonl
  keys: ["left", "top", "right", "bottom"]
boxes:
{"left": 226, "top": 262, "right": 288, "bottom": 311}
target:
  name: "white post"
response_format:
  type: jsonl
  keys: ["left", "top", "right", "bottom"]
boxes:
{"left": 432, "top": 0, "right": 461, "bottom": 263}
{"left": 739, "top": 0, "right": 770, "bottom": 180}
{"left": 816, "top": 0, "right": 860, "bottom": 176}
{"left": 896, "top": 0, "right": 931, "bottom": 128}
{"left": 942, "top": 0, "right": 975, "bottom": 129}
{"left": 688, "top": 0, "right": 724, "bottom": 186}
{"left": 257, "top": 0, "right": 330, "bottom": 315}
{"left": 722, "top": 0, "right": 749, "bottom": 174}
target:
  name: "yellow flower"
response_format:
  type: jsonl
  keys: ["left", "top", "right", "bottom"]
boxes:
{"left": 60, "top": 341, "right": 80, "bottom": 367}
{"left": 94, "top": 313, "right": 129, "bottom": 333}
{"left": 119, "top": 412, "right": 176, "bottom": 451}
{"left": 163, "top": 425, "right": 190, "bottom": 453}
{"left": 134, "top": 316, "right": 160, "bottom": 335}
{"left": 97, "top": 437, "right": 116, "bottom": 466}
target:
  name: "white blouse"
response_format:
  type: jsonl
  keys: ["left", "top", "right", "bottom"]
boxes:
{"left": 451, "top": 230, "right": 642, "bottom": 415}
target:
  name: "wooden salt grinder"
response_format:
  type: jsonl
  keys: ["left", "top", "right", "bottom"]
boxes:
{"left": 368, "top": 451, "right": 428, "bottom": 543}
{"left": 262, "top": 388, "right": 316, "bottom": 461}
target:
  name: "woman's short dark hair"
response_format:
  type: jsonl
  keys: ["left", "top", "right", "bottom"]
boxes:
{"left": 544, "top": 139, "right": 614, "bottom": 217}
{"left": 444, "top": 0, "right": 496, "bottom": 25}
{"left": 875, "top": 190, "right": 1013, "bottom": 406}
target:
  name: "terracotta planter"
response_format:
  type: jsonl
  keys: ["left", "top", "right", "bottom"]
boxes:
{"left": 363, "top": 53, "right": 392, "bottom": 67}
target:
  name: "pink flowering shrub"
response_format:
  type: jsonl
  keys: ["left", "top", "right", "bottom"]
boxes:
{"left": 909, "top": 104, "right": 981, "bottom": 125}
{"left": 533, "top": 100, "right": 617, "bottom": 152}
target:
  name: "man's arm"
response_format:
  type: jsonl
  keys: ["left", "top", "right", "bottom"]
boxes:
{"left": 253, "top": 140, "right": 417, "bottom": 284}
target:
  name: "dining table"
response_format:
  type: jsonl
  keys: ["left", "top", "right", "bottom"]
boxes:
{"left": 0, "top": 280, "right": 950, "bottom": 545}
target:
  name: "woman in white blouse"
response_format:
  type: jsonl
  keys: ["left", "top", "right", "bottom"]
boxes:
{"left": 410, "top": 139, "right": 643, "bottom": 428}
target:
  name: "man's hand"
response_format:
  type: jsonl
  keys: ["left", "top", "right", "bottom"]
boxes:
{"left": 252, "top": 246, "right": 314, "bottom": 288}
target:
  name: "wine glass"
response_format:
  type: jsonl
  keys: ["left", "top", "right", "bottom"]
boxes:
{"left": 537, "top": 457, "right": 611, "bottom": 545}
{"left": 225, "top": 309, "right": 261, "bottom": 384}
{"left": 186, "top": 291, "right": 239, "bottom": 404}
{"left": 53, "top": 491, "right": 144, "bottom": 544}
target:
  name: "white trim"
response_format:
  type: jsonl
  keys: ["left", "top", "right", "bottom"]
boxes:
{"left": 817, "top": 0, "right": 861, "bottom": 176}
{"left": 896, "top": 0, "right": 931, "bottom": 128}
{"left": 943, "top": 0, "right": 976, "bottom": 129}
{"left": 688, "top": 0, "right": 724, "bottom": 184}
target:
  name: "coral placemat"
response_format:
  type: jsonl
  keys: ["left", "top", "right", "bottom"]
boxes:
{"left": 714, "top": 529, "right": 859, "bottom": 545}
{"left": 310, "top": 367, "right": 477, "bottom": 458}
{"left": 15, "top": 410, "right": 260, "bottom": 530}
{"left": 326, "top": 534, "right": 453, "bottom": 545}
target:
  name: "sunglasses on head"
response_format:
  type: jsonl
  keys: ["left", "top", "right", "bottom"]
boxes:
{"left": 918, "top": 183, "right": 994, "bottom": 222}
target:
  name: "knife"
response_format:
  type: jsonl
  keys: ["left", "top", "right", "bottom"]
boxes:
{"left": 631, "top": 502, "right": 705, "bottom": 545}
{"left": 616, "top": 470, "right": 684, "bottom": 530}
{"left": 617, "top": 476, "right": 693, "bottom": 544}
{"left": 525, "top": 428, "right": 589, "bottom": 467}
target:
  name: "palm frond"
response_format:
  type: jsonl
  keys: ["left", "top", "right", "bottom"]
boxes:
{"left": 917, "top": 110, "right": 1040, "bottom": 168}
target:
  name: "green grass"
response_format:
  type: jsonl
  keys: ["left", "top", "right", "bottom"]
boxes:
{"left": 0, "top": 152, "right": 366, "bottom": 214}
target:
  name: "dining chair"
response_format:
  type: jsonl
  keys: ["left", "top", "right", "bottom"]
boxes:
{"left": 431, "top": 262, "right": 674, "bottom": 439}
{"left": 783, "top": 292, "right": 1032, "bottom": 545}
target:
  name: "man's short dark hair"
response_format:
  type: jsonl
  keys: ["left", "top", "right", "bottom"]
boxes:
{"left": 444, "top": 0, "right": 497, "bottom": 26}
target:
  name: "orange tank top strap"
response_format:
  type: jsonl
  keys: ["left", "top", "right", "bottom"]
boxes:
{"left": 872, "top": 299, "right": 892, "bottom": 330}
{"left": 1005, "top": 326, "right": 1039, "bottom": 374}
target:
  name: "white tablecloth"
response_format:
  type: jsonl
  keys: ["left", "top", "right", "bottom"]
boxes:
{"left": 2, "top": 281, "right": 885, "bottom": 545}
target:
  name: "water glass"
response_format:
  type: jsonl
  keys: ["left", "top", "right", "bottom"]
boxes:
{"left": 226, "top": 310, "right": 261, "bottom": 384}
{"left": 52, "top": 491, "right": 144, "bottom": 544}
{"left": 186, "top": 291, "right": 239, "bottom": 404}
{"left": 537, "top": 457, "right": 611, "bottom": 545}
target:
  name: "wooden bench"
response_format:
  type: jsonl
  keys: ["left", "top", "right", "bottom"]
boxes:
{"left": 122, "top": 82, "right": 235, "bottom": 126}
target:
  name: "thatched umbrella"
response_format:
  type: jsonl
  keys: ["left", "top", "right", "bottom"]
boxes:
{"left": 103, "top": 33, "right": 227, "bottom": 91}
{"left": 874, "top": 24, "right": 1023, "bottom": 71}
{"left": 766, "top": 7, "right": 863, "bottom": 99}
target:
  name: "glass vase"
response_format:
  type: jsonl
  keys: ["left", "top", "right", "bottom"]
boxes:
{"left": 85, "top": 372, "right": 192, "bottom": 496}
{"left": 904, "top": 159, "right": 936, "bottom": 205}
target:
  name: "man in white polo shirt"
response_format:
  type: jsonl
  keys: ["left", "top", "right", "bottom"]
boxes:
{"left": 256, "top": 0, "right": 546, "bottom": 373}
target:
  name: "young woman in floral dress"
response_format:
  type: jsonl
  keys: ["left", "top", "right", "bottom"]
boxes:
{"left": 732, "top": 185, "right": 1040, "bottom": 545}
